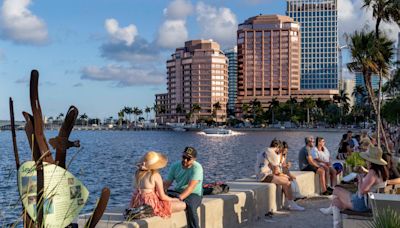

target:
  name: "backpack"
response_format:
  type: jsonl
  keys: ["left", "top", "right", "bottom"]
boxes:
{"left": 203, "top": 182, "right": 230, "bottom": 195}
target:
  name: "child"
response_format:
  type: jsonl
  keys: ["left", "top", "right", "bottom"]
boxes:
{"left": 130, "top": 151, "right": 186, "bottom": 218}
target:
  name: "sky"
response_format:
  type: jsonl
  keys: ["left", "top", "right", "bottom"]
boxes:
{"left": 0, "top": 0, "right": 399, "bottom": 120}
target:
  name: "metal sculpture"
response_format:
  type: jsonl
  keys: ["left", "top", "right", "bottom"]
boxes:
{"left": 9, "top": 70, "right": 110, "bottom": 227}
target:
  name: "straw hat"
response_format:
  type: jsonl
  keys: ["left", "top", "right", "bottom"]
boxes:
{"left": 138, "top": 151, "right": 168, "bottom": 170}
{"left": 360, "top": 145, "right": 387, "bottom": 165}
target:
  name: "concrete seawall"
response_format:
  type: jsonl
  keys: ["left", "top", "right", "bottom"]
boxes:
{"left": 78, "top": 171, "right": 322, "bottom": 228}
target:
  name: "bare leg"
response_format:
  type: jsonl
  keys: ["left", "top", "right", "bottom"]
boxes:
{"left": 317, "top": 168, "right": 327, "bottom": 192}
{"left": 170, "top": 198, "right": 186, "bottom": 212}
{"left": 332, "top": 187, "right": 352, "bottom": 210}
{"left": 321, "top": 164, "right": 330, "bottom": 187}
{"left": 272, "top": 175, "right": 293, "bottom": 200}
{"left": 329, "top": 167, "right": 337, "bottom": 187}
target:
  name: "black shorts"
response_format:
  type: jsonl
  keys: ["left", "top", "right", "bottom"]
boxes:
{"left": 301, "top": 164, "right": 318, "bottom": 173}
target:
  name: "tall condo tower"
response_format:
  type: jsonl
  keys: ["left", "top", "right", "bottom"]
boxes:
{"left": 155, "top": 40, "right": 228, "bottom": 123}
{"left": 225, "top": 46, "right": 238, "bottom": 116}
{"left": 286, "top": 0, "right": 339, "bottom": 90}
{"left": 236, "top": 15, "right": 301, "bottom": 110}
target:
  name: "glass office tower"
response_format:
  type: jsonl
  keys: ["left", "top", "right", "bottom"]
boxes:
{"left": 286, "top": 0, "right": 338, "bottom": 90}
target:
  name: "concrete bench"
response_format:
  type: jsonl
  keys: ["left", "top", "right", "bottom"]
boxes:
{"left": 78, "top": 171, "right": 319, "bottom": 228}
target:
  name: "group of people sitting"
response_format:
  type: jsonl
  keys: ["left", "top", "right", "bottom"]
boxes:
{"left": 130, "top": 147, "right": 203, "bottom": 228}
{"left": 130, "top": 131, "right": 399, "bottom": 228}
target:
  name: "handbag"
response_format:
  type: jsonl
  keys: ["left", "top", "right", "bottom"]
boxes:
{"left": 124, "top": 204, "right": 154, "bottom": 221}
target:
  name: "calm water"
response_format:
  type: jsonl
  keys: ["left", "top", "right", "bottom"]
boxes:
{"left": 0, "top": 129, "right": 344, "bottom": 226}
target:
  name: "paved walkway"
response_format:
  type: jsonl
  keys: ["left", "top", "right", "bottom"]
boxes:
{"left": 250, "top": 197, "right": 333, "bottom": 228}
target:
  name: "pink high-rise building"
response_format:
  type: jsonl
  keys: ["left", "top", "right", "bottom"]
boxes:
{"left": 155, "top": 40, "right": 228, "bottom": 123}
{"left": 236, "top": 15, "right": 301, "bottom": 111}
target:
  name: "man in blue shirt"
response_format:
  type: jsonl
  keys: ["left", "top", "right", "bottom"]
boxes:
{"left": 164, "top": 147, "right": 203, "bottom": 228}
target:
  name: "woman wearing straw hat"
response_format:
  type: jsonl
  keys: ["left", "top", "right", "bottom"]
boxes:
{"left": 320, "top": 145, "right": 389, "bottom": 228}
{"left": 130, "top": 151, "right": 186, "bottom": 218}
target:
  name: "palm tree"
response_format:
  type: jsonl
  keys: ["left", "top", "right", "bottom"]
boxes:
{"left": 267, "top": 98, "right": 279, "bottom": 124}
{"left": 362, "top": 0, "right": 399, "bottom": 148}
{"left": 249, "top": 99, "right": 263, "bottom": 123}
{"left": 383, "top": 69, "right": 400, "bottom": 96}
{"left": 241, "top": 103, "right": 250, "bottom": 120}
{"left": 118, "top": 110, "right": 124, "bottom": 127}
{"left": 145, "top": 106, "right": 151, "bottom": 121}
{"left": 79, "top": 113, "right": 88, "bottom": 126}
{"left": 335, "top": 89, "right": 351, "bottom": 123}
{"left": 175, "top": 103, "right": 184, "bottom": 123}
{"left": 301, "top": 97, "right": 316, "bottom": 126}
{"left": 287, "top": 96, "right": 298, "bottom": 116}
{"left": 132, "top": 107, "right": 142, "bottom": 126}
{"left": 212, "top": 102, "right": 222, "bottom": 123}
{"left": 123, "top": 106, "right": 133, "bottom": 124}
{"left": 191, "top": 103, "right": 201, "bottom": 124}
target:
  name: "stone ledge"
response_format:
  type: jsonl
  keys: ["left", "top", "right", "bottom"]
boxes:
{"left": 78, "top": 171, "right": 320, "bottom": 228}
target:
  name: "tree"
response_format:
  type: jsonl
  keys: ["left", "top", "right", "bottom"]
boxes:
{"left": 361, "top": 0, "right": 399, "bottom": 149}
{"left": 383, "top": 69, "right": 400, "bottom": 97}
{"left": 79, "top": 113, "right": 88, "bottom": 126}
{"left": 132, "top": 107, "right": 143, "bottom": 126}
{"left": 145, "top": 106, "right": 151, "bottom": 121}
{"left": 123, "top": 106, "right": 133, "bottom": 124}
{"left": 241, "top": 103, "right": 250, "bottom": 120}
{"left": 175, "top": 103, "right": 184, "bottom": 123}
{"left": 191, "top": 103, "right": 201, "bottom": 124}
{"left": 288, "top": 96, "right": 298, "bottom": 116}
{"left": 301, "top": 97, "right": 316, "bottom": 126}
{"left": 267, "top": 98, "right": 280, "bottom": 124}
{"left": 212, "top": 102, "right": 222, "bottom": 123}
{"left": 118, "top": 110, "right": 124, "bottom": 127}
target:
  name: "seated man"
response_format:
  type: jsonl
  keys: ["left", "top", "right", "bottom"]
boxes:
{"left": 255, "top": 139, "right": 304, "bottom": 211}
{"left": 164, "top": 147, "right": 203, "bottom": 228}
{"left": 298, "top": 136, "right": 330, "bottom": 195}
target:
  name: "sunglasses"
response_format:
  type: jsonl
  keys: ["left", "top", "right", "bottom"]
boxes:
{"left": 182, "top": 155, "right": 193, "bottom": 161}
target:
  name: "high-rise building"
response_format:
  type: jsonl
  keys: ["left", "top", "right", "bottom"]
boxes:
{"left": 236, "top": 15, "right": 301, "bottom": 110}
{"left": 286, "top": 0, "right": 339, "bottom": 90}
{"left": 343, "top": 79, "right": 355, "bottom": 107}
{"left": 354, "top": 72, "right": 379, "bottom": 105}
{"left": 225, "top": 46, "right": 238, "bottom": 116}
{"left": 155, "top": 40, "right": 228, "bottom": 123}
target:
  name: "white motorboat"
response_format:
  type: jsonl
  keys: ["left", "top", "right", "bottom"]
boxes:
{"left": 202, "top": 128, "right": 232, "bottom": 135}
{"left": 173, "top": 127, "right": 187, "bottom": 132}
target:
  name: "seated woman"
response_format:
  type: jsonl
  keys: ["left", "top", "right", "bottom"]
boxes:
{"left": 337, "top": 141, "right": 352, "bottom": 160}
{"left": 320, "top": 146, "right": 388, "bottom": 228}
{"left": 312, "top": 137, "right": 337, "bottom": 190}
{"left": 130, "top": 151, "right": 186, "bottom": 218}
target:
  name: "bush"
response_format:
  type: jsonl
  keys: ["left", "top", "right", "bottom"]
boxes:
{"left": 345, "top": 152, "right": 366, "bottom": 168}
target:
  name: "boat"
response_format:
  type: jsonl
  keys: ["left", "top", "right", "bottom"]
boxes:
{"left": 173, "top": 127, "right": 187, "bottom": 132}
{"left": 202, "top": 128, "right": 232, "bottom": 135}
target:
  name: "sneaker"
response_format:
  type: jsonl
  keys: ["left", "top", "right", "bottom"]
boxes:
{"left": 287, "top": 202, "right": 305, "bottom": 211}
{"left": 319, "top": 207, "right": 333, "bottom": 215}
{"left": 327, "top": 187, "right": 334, "bottom": 193}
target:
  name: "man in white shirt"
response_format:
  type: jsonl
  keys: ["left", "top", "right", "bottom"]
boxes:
{"left": 255, "top": 139, "right": 304, "bottom": 211}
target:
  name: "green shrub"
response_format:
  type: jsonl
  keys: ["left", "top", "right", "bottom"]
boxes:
{"left": 345, "top": 152, "right": 366, "bottom": 168}
{"left": 367, "top": 207, "right": 400, "bottom": 228}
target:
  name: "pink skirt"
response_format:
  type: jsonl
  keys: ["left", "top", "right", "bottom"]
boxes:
{"left": 130, "top": 190, "right": 172, "bottom": 218}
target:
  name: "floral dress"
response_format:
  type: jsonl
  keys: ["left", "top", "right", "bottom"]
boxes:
{"left": 130, "top": 189, "right": 172, "bottom": 218}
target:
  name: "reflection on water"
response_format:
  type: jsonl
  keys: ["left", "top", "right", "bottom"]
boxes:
{"left": 0, "top": 130, "right": 344, "bottom": 225}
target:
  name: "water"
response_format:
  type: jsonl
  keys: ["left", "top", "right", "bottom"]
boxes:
{"left": 0, "top": 129, "right": 344, "bottom": 226}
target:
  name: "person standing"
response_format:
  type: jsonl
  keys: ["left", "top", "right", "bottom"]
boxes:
{"left": 164, "top": 147, "right": 203, "bottom": 228}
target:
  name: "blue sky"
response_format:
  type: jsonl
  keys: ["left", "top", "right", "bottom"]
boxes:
{"left": 0, "top": 0, "right": 398, "bottom": 120}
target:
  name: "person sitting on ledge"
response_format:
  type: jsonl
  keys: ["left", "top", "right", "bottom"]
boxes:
{"left": 320, "top": 146, "right": 388, "bottom": 228}
{"left": 255, "top": 139, "right": 305, "bottom": 211}
{"left": 164, "top": 147, "right": 203, "bottom": 228}
{"left": 298, "top": 136, "right": 331, "bottom": 195}
{"left": 130, "top": 151, "right": 186, "bottom": 218}
{"left": 312, "top": 137, "right": 337, "bottom": 189}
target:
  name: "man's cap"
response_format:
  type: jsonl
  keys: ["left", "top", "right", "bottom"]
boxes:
{"left": 183, "top": 146, "right": 197, "bottom": 158}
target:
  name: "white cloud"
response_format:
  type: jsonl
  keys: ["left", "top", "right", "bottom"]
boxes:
{"left": 195, "top": 2, "right": 237, "bottom": 48}
{"left": 81, "top": 65, "right": 164, "bottom": 87}
{"left": 157, "top": 0, "right": 192, "bottom": 49}
{"left": 157, "top": 20, "right": 188, "bottom": 48}
{"left": 163, "top": 0, "right": 192, "bottom": 20}
{"left": 0, "top": 0, "right": 48, "bottom": 45}
{"left": 105, "top": 18, "right": 138, "bottom": 46}
{"left": 338, "top": 0, "right": 399, "bottom": 43}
